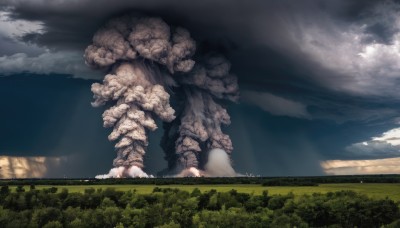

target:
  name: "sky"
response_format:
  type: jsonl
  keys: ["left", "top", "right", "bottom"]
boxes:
{"left": 1, "top": 0, "right": 400, "bottom": 178}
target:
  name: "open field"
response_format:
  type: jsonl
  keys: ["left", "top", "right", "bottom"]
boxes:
{"left": 10, "top": 183, "right": 400, "bottom": 202}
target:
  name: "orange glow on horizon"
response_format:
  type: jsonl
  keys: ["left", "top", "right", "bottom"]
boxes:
{"left": 0, "top": 156, "right": 62, "bottom": 178}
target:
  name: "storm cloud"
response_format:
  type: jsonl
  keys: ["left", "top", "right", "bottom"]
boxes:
{"left": 1, "top": 0, "right": 400, "bottom": 176}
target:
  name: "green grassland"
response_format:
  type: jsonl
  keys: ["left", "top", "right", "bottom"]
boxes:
{"left": 11, "top": 183, "right": 400, "bottom": 202}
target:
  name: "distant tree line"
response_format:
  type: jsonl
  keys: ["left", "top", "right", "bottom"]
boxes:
{"left": 261, "top": 179, "right": 318, "bottom": 186}
{"left": 0, "top": 185, "right": 399, "bottom": 227}
{"left": 1, "top": 174, "right": 400, "bottom": 186}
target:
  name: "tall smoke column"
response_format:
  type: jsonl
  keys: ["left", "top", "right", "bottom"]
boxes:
{"left": 91, "top": 62, "right": 175, "bottom": 177}
{"left": 84, "top": 14, "right": 239, "bottom": 177}
{"left": 162, "top": 55, "right": 239, "bottom": 176}
{"left": 84, "top": 16, "right": 196, "bottom": 177}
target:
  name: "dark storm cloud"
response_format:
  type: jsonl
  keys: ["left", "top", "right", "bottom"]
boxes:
{"left": 4, "top": 0, "right": 398, "bottom": 100}
{"left": 3, "top": 0, "right": 399, "bottom": 93}
{"left": 337, "top": 0, "right": 400, "bottom": 45}
{"left": 1, "top": 0, "right": 400, "bottom": 176}
{"left": 0, "top": 34, "right": 43, "bottom": 56}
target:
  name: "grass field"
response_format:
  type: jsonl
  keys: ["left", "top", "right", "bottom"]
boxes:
{"left": 10, "top": 183, "right": 400, "bottom": 202}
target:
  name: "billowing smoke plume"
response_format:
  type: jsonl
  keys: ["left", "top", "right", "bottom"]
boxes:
{"left": 84, "top": 15, "right": 239, "bottom": 177}
{"left": 205, "top": 149, "right": 236, "bottom": 177}
{"left": 95, "top": 166, "right": 152, "bottom": 179}
{"left": 174, "top": 149, "right": 236, "bottom": 177}
{"left": 161, "top": 56, "right": 239, "bottom": 176}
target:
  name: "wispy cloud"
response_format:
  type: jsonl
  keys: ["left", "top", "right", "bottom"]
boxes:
{"left": 0, "top": 10, "right": 44, "bottom": 38}
{"left": 242, "top": 91, "right": 311, "bottom": 119}
{"left": 0, "top": 51, "right": 101, "bottom": 78}
{"left": 345, "top": 127, "right": 400, "bottom": 159}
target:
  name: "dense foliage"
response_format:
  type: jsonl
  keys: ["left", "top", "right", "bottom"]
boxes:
{"left": 0, "top": 185, "right": 399, "bottom": 227}
{"left": 1, "top": 174, "right": 400, "bottom": 186}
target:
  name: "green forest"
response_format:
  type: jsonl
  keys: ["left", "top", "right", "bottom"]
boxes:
{"left": 0, "top": 185, "right": 399, "bottom": 228}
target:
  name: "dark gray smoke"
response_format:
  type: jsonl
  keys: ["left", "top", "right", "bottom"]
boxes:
{"left": 84, "top": 15, "right": 239, "bottom": 177}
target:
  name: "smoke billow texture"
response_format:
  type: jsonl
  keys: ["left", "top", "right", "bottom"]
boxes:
{"left": 85, "top": 15, "right": 238, "bottom": 177}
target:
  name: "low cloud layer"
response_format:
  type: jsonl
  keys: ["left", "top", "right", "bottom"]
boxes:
{"left": 0, "top": 156, "right": 63, "bottom": 178}
{"left": 0, "top": 51, "right": 100, "bottom": 78}
{"left": 321, "top": 157, "right": 400, "bottom": 175}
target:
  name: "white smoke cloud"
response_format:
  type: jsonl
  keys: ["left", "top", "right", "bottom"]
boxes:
{"left": 95, "top": 166, "right": 153, "bottom": 179}
{"left": 174, "top": 167, "right": 203, "bottom": 177}
{"left": 174, "top": 149, "right": 237, "bottom": 177}
{"left": 204, "top": 149, "right": 236, "bottom": 177}
{"left": 95, "top": 166, "right": 125, "bottom": 179}
{"left": 126, "top": 166, "right": 153, "bottom": 178}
